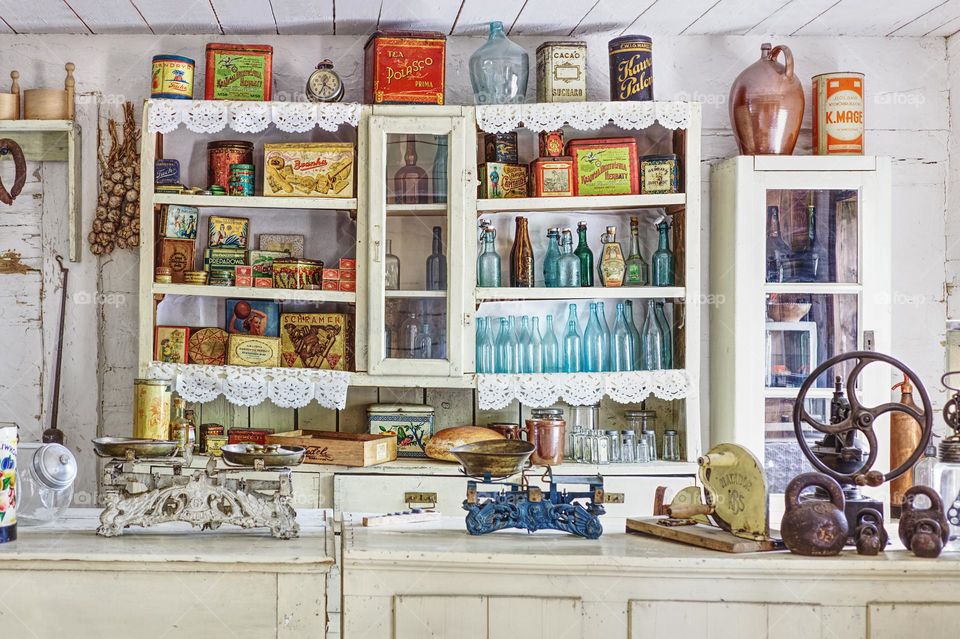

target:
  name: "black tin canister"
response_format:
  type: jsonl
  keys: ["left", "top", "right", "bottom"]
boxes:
{"left": 608, "top": 35, "right": 653, "bottom": 101}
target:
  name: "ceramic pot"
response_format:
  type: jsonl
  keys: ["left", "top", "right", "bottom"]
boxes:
{"left": 729, "top": 43, "right": 804, "bottom": 155}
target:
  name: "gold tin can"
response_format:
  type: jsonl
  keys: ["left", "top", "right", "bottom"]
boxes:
{"left": 206, "top": 435, "right": 228, "bottom": 457}
{"left": 133, "top": 379, "right": 171, "bottom": 440}
{"left": 536, "top": 41, "right": 587, "bottom": 103}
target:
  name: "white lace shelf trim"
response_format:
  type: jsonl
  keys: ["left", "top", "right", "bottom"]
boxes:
{"left": 475, "top": 101, "right": 692, "bottom": 134}
{"left": 476, "top": 370, "right": 692, "bottom": 409}
{"left": 146, "top": 100, "right": 362, "bottom": 134}
{"left": 146, "top": 362, "right": 350, "bottom": 410}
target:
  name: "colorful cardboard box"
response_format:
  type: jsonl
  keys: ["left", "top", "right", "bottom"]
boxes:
{"left": 159, "top": 204, "right": 199, "bottom": 239}
{"left": 227, "top": 335, "right": 281, "bottom": 367}
{"left": 155, "top": 326, "right": 190, "bottom": 363}
{"left": 249, "top": 249, "right": 291, "bottom": 278}
{"left": 208, "top": 215, "right": 250, "bottom": 249}
{"left": 478, "top": 162, "right": 528, "bottom": 199}
{"left": 225, "top": 299, "right": 280, "bottom": 337}
{"left": 263, "top": 142, "right": 354, "bottom": 198}
{"left": 279, "top": 312, "right": 354, "bottom": 370}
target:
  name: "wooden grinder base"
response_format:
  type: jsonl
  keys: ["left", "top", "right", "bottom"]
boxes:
{"left": 626, "top": 517, "right": 783, "bottom": 554}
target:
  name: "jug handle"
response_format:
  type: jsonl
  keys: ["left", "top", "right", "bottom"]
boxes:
{"left": 770, "top": 45, "right": 794, "bottom": 80}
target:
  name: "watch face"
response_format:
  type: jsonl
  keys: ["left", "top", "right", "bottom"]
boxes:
{"left": 309, "top": 70, "right": 342, "bottom": 101}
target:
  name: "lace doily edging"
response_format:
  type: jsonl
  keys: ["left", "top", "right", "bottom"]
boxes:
{"left": 475, "top": 101, "right": 693, "bottom": 134}
{"left": 147, "top": 100, "right": 362, "bottom": 134}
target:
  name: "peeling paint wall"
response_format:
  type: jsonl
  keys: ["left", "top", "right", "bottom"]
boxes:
{"left": 0, "top": 33, "right": 949, "bottom": 495}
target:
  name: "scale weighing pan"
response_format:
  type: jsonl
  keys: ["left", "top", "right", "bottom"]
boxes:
{"left": 220, "top": 443, "right": 306, "bottom": 468}
{"left": 93, "top": 437, "right": 179, "bottom": 458}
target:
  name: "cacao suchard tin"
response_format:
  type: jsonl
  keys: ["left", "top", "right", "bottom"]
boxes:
{"left": 536, "top": 41, "right": 586, "bottom": 103}
{"left": 813, "top": 72, "right": 864, "bottom": 155}
{"left": 608, "top": 35, "right": 653, "bottom": 101}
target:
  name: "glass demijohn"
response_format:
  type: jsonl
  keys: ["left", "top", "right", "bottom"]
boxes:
{"left": 468, "top": 21, "right": 530, "bottom": 105}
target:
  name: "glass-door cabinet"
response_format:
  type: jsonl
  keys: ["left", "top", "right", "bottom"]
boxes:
{"left": 710, "top": 156, "right": 891, "bottom": 507}
{"left": 364, "top": 107, "right": 474, "bottom": 377}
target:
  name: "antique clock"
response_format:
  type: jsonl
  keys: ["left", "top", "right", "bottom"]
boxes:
{"left": 306, "top": 60, "right": 344, "bottom": 103}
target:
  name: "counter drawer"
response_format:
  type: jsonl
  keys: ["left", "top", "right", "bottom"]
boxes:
{"left": 334, "top": 473, "right": 468, "bottom": 518}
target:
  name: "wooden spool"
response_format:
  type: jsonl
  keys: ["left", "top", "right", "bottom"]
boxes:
{"left": 0, "top": 71, "right": 19, "bottom": 120}
{"left": 24, "top": 63, "right": 75, "bottom": 120}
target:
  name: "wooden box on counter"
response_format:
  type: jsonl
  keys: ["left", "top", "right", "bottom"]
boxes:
{"left": 267, "top": 430, "right": 397, "bottom": 467}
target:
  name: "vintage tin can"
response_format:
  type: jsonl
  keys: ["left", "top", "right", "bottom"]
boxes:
{"left": 536, "top": 41, "right": 587, "bottom": 103}
{"left": 364, "top": 30, "right": 446, "bottom": 105}
{"left": 367, "top": 404, "right": 435, "bottom": 458}
{"left": 531, "top": 157, "right": 575, "bottom": 197}
{"left": 227, "top": 335, "right": 281, "bottom": 367}
{"left": 151, "top": 54, "right": 195, "bottom": 100}
{"left": 538, "top": 130, "right": 565, "bottom": 158}
{"left": 249, "top": 250, "right": 290, "bottom": 278}
{"left": 273, "top": 258, "right": 324, "bottom": 289}
{"left": 639, "top": 154, "right": 680, "bottom": 194}
{"left": 567, "top": 137, "right": 640, "bottom": 196}
{"left": 608, "top": 35, "right": 653, "bottom": 101}
{"left": 280, "top": 312, "right": 354, "bottom": 370}
{"left": 206, "top": 435, "right": 228, "bottom": 457}
{"left": 133, "top": 379, "right": 171, "bottom": 441}
{"left": 229, "top": 163, "right": 255, "bottom": 196}
{"left": 155, "top": 326, "right": 190, "bottom": 364}
{"left": 188, "top": 327, "right": 228, "bottom": 366}
{"left": 207, "top": 141, "right": 253, "bottom": 191}
{"left": 204, "top": 43, "right": 273, "bottom": 101}
{"left": 198, "top": 423, "right": 224, "bottom": 453}
{"left": 263, "top": 142, "right": 354, "bottom": 198}
{"left": 203, "top": 247, "right": 246, "bottom": 273}
{"left": 154, "top": 159, "right": 181, "bottom": 186}
{"left": 226, "top": 428, "right": 274, "bottom": 446}
{"left": 478, "top": 163, "right": 529, "bottom": 199}
{"left": 481, "top": 132, "right": 519, "bottom": 164}
{"left": 254, "top": 277, "right": 272, "bottom": 288}
{"left": 208, "top": 215, "right": 249, "bottom": 249}
{"left": 0, "top": 423, "right": 17, "bottom": 542}
{"left": 813, "top": 72, "right": 864, "bottom": 155}
{"left": 159, "top": 204, "right": 199, "bottom": 240}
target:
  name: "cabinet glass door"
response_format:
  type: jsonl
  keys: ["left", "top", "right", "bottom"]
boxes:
{"left": 366, "top": 115, "right": 466, "bottom": 376}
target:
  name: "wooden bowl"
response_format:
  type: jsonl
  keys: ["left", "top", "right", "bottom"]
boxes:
{"left": 767, "top": 302, "right": 811, "bottom": 322}
{"left": 24, "top": 88, "right": 69, "bottom": 119}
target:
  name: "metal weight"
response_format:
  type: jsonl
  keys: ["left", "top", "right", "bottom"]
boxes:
{"left": 793, "top": 351, "right": 934, "bottom": 487}
{"left": 898, "top": 485, "right": 949, "bottom": 557}
{"left": 853, "top": 507, "right": 887, "bottom": 556}
{"left": 910, "top": 519, "right": 945, "bottom": 558}
{"left": 780, "top": 472, "right": 849, "bottom": 556}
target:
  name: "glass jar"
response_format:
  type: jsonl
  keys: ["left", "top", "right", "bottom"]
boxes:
{"left": 574, "top": 428, "right": 589, "bottom": 462}
{"left": 571, "top": 403, "right": 600, "bottom": 432}
{"left": 621, "top": 431, "right": 636, "bottom": 463}
{"left": 593, "top": 431, "right": 610, "bottom": 465}
{"left": 913, "top": 444, "right": 939, "bottom": 488}
{"left": 663, "top": 429, "right": 681, "bottom": 461}
{"left": 642, "top": 430, "right": 658, "bottom": 461}
{"left": 625, "top": 408, "right": 656, "bottom": 433}
{"left": 15, "top": 442, "right": 77, "bottom": 526}
{"left": 637, "top": 437, "right": 652, "bottom": 463}
{"left": 938, "top": 436, "right": 960, "bottom": 550}
{"left": 606, "top": 430, "right": 621, "bottom": 463}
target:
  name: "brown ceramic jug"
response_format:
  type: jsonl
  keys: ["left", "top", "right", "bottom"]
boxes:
{"left": 729, "top": 43, "right": 804, "bottom": 155}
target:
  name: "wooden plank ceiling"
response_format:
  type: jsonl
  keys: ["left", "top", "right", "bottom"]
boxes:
{"left": 1, "top": 0, "right": 959, "bottom": 36}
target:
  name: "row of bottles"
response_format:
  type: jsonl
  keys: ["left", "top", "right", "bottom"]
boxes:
{"left": 475, "top": 299, "right": 673, "bottom": 374}
{"left": 765, "top": 203, "right": 821, "bottom": 283}
{"left": 392, "top": 135, "right": 449, "bottom": 205}
{"left": 384, "top": 305, "right": 447, "bottom": 359}
{"left": 384, "top": 226, "right": 447, "bottom": 291}
{"left": 478, "top": 216, "right": 675, "bottom": 288}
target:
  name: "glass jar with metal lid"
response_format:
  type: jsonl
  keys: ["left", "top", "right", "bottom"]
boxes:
{"left": 626, "top": 409, "right": 658, "bottom": 460}
{"left": 938, "top": 434, "right": 960, "bottom": 550}
{"left": 15, "top": 442, "right": 77, "bottom": 526}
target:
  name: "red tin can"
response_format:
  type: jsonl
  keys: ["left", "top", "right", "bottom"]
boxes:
{"left": 566, "top": 137, "right": 639, "bottom": 196}
{"left": 538, "top": 130, "right": 565, "bottom": 157}
{"left": 207, "top": 141, "right": 253, "bottom": 191}
{"left": 530, "top": 157, "right": 575, "bottom": 197}
{"left": 364, "top": 31, "right": 446, "bottom": 105}
{"left": 204, "top": 43, "right": 273, "bottom": 101}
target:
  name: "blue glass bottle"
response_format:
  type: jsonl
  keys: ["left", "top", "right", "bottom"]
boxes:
{"left": 469, "top": 21, "right": 529, "bottom": 105}
{"left": 583, "top": 303, "right": 606, "bottom": 373}
{"left": 655, "top": 300, "right": 673, "bottom": 369}
{"left": 563, "top": 320, "right": 582, "bottom": 373}
{"left": 494, "top": 317, "right": 515, "bottom": 373}
{"left": 652, "top": 219, "right": 675, "bottom": 286}
{"left": 529, "top": 317, "right": 544, "bottom": 373}
{"left": 597, "top": 302, "right": 612, "bottom": 372}
{"left": 476, "top": 318, "right": 494, "bottom": 374}
{"left": 518, "top": 316, "right": 534, "bottom": 373}
{"left": 557, "top": 228, "right": 581, "bottom": 287}
{"left": 508, "top": 316, "right": 521, "bottom": 371}
{"left": 432, "top": 135, "right": 448, "bottom": 203}
{"left": 642, "top": 299, "right": 665, "bottom": 370}
{"left": 475, "top": 316, "right": 486, "bottom": 367}
{"left": 477, "top": 227, "right": 501, "bottom": 287}
{"left": 612, "top": 303, "right": 635, "bottom": 372}
{"left": 543, "top": 228, "right": 561, "bottom": 288}
{"left": 542, "top": 314, "right": 560, "bottom": 373}
{"left": 625, "top": 300, "right": 642, "bottom": 371}
{"left": 566, "top": 303, "right": 580, "bottom": 336}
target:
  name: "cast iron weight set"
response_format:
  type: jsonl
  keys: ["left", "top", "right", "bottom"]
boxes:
{"left": 781, "top": 351, "right": 949, "bottom": 557}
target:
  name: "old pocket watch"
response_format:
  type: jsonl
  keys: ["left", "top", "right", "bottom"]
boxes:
{"left": 306, "top": 60, "right": 344, "bottom": 103}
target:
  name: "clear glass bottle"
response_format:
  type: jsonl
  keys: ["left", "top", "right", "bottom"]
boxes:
{"left": 593, "top": 431, "right": 610, "bottom": 465}
{"left": 426, "top": 226, "right": 446, "bottom": 291}
{"left": 385, "top": 239, "right": 400, "bottom": 290}
{"left": 913, "top": 444, "right": 939, "bottom": 488}
{"left": 765, "top": 205, "right": 790, "bottom": 283}
{"left": 598, "top": 302, "right": 611, "bottom": 372}
{"left": 937, "top": 435, "right": 960, "bottom": 550}
{"left": 542, "top": 315, "right": 560, "bottom": 373}
{"left": 517, "top": 316, "right": 534, "bottom": 373}
{"left": 529, "top": 317, "right": 544, "bottom": 373}
{"left": 637, "top": 437, "right": 652, "bottom": 463}
{"left": 654, "top": 300, "right": 673, "bottom": 369}
{"left": 469, "top": 21, "right": 529, "bottom": 105}
{"left": 563, "top": 320, "right": 582, "bottom": 373}
{"left": 583, "top": 303, "right": 606, "bottom": 373}
{"left": 400, "top": 313, "right": 419, "bottom": 359}
{"left": 415, "top": 323, "right": 434, "bottom": 359}
{"left": 641, "top": 299, "right": 665, "bottom": 370}
{"left": 663, "top": 429, "right": 681, "bottom": 461}
{"left": 606, "top": 429, "right": 622, "bottom": 463}
{"left": 169, "top": 397, "right": 190, "bottom": 451}
{"left": 431, "top": 134, "right": 448, "bottom": 203}
{"left": 624, "top": 216, "right": 649, "bottom": 286}
{"left": 494, "top": 317, "right": 517, "bottom": 373}
{"left": 543, "top": 228, "right": 561, "bottom": 288}
{"left": 510, "top": 216, "right": 535, "bottom": 287}
{"left": 566, "top": 303, "right": 580, "bottom": 336}
{"left": 476, "top": 318, "right": 494, "bottom": 374}
{"left": 621, "top": 430, "right": 636, "bottom": 463}
{"left": 574, "top": 221, "right": 594, "bottom": 287}
{"left": 393, "top": 135, "right": 428, "bottom": 204}
{"left": 612, "top": 303, "right": 635, "bottom": 372}
{"left": 477, "top": 227, "right": 501, "bottom": 287}
{"left": 598, "top": 225, "right": 626, "bottom": 287}
{"left": 625, "top": 300, "right": 642, "bottom": 371}
{"left": 557, "top": 228, "right": 581, "bottom": 287}
{"left": 651, "top": 218, "right": 675, "bottom": 286}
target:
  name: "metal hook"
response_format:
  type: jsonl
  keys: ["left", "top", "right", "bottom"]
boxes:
{"left": 942, "top": 371, "right": 960, "bottom": 392}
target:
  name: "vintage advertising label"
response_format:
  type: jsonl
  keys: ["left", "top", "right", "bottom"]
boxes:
{"left": 0, "top": 425, "right": 17, "bottom": 538}
{"left": 368, "top": 36, "right": 445, "bottom": 104}
{"left": 572, "top": 146, "right": 636, "bottom": 196}
{"left": 813, "top": 73, "right": 864, "bottom": 154}
{"left": 207, "top": 49, "right": 272, "bottom": 100}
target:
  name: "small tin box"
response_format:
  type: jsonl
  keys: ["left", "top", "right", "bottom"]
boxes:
{"left": 530, "top": 157, "right": 575, "bottom": 197}
{"left": 206, "top": 435, "right": 228, "bottom": 457}
{"left": 280, "top": 312, "right": 354, "bottom": 370}
{"left": 322, "top": 268, "right": 340, "bottom": 281}
{"left": 367, "top": 404, "right": 435, "bottom": 458}
{"left": 273, "top": 258, "right": 324, "bottom": 289}
{"left": 198, "top": 423, "right": 224, "bottom": 453}
{"left": 364, "top": 30, "right": 446, "bottom": 105}
{"left": 203, "top": 247, "right": 246, "bottom": 273}
{"left": 339, "top": 269, "right": 356, "bottom": 282}
{"left": 263, "top": 143, "right": 354, "bottom": 198}
{"left": 188, "top": 327, "right": 228, "bottom": 366}
{"left": 158, "top": 238, "right": 196, "bottom": 283}
{"left": 254, "top": 277, "right": 272, "bottom": 288}
{"left": 539, "top": 130, "right": 565, "bottom": 158}
{"left": 227, "top": 428, "right": 275, "bottom": 446}
{"left": 322, "top": 280, "right": 339, "bottom": 291}
{"left": 155, "top": 326, "right": 190, "bottom": 363}
{"left": 227, "top": 335, "right": 281, "bottom": 367}
{"left": 536, "top": 41, "right": 587, "bottom": 103}
{"left": 259, "top": 234, "right": 304, "bottom": 258}
{"left": 481, "top": 132, "right": 519, "bottom": 164}
{"left": 159, "top": 204, "right": 199, "bottom": 239}
{"left": 208, "top": 216, "right": 249, "bottom": 249}
{"left": 338, "top": 280, "right": 356, "bottom": 292}
{"left": 339, "top": 258, "right": 357, "bottom": 270}
{"left": 249, "top": 249, "right": 291, "bottom": 277}
{"left": 639, "top": 153, "right": 680, "bottom": 194}
{"left": 567, "top": 137, "right": 639, "bottom": 196}
{"left": 204, "top": 43, "right": 273, "bottom": 101}
{"left": 154, "top": 159, "right": 181, "bottom": 186}
{"left": 152, "top": 55, "right": 195, "bottom": 99}
{"left": 478, "top": 163, "right": 529, "bottom": 199}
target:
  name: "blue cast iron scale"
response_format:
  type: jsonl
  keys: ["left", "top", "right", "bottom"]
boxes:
{"left": 463, "top": 467, "right": 606, "bottom": 539}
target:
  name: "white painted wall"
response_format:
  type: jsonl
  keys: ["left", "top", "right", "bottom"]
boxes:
{"left": 0, "top": 33, "right": 948, "bottom": 497}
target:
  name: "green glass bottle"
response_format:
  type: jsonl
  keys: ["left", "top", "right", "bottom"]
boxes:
{"left": 573, "top": 221, "right": 594, "bottom": 287}
{"left": 651, "top": 219, "right": 675, "bottom": 286}
{"left": 624, "top": 215, "right": 649, "bottom": 286}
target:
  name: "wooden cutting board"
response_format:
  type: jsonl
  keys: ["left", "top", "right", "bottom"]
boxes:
{"left": 626, "top": 517, "right": 783, "bottom": 553}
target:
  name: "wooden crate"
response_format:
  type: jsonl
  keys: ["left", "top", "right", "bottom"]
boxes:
{"left": 267, "top": 430, "right": 397, "bottom": 467}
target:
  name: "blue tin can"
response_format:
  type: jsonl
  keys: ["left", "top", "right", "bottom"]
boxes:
{"left": 229, "top": 163, "right": 255, "bottom": 197}
{"left": 608, "top": 35, "right": 653, "bottom": 101}
{"left": 154, "top": 159, "right": 181, "bottom": 186}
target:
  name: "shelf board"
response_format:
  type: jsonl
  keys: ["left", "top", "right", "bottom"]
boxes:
{"left": 764, "top": 283, "right": 861, "bottom": 295}
{"left": 0, "top": 119, "right": 75, "bottom": 132}
{"left": 153, "top": 283, "right": 356, "bottom": 303}
{"left": 476, "top": 193, "right": 685, "bottom": 212}
{"left": 476, "top": 286, "right": 685, "bottom": 301}
{"left": 153, "top": 193, "right": 357, "bottom": 210}
{"left": 385, "top": 290, "right": 447, "bottom": 298}
{"left": 385, "top": 203, "right": 448, "bottom": 217}
{"left": 349, "top": 372, "right": 477, "bottom": 389}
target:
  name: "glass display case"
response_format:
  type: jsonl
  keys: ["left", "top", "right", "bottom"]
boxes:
{"left": 710, "top": 156, "right": 892, "bottom": 496}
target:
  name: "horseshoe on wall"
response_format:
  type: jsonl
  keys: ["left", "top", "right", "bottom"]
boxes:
{"left": 0, "top": 138, "right": 27, "bottom": 206}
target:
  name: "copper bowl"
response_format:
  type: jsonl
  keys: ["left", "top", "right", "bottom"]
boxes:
{"left": 767, "top": 302, "right": 811, "bottom": 322}
{"left": 450, "top": 439, "right": 535, "bottom": 478}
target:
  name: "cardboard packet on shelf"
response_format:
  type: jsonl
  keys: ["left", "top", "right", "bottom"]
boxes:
{"left": 263, "top": 143, "right": 354, "bottom": 198}
{"left": 227, "top": 335, "right": 281, "bottom": 367}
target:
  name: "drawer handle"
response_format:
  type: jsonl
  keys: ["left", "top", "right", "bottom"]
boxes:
{"left": 603, "top": 492, "right": 625, "bottom": 504}
{"left": 404, "top": 491, "right": 437, "bottom": 509}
